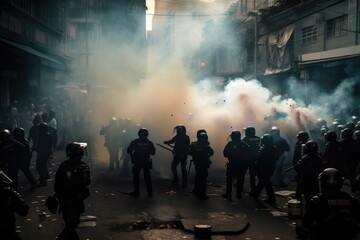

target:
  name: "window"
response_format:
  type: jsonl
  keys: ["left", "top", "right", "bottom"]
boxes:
{"left": 301, "top": 25, "right": 317, "bottom": 44}
{"left": 35, "top": 28, "right": 46, "bottom": 44}
{"left": 327, "top": 15, "right": 348, "bottom": 38}
{"left": 9, "top": 14, "right": 22, "bottom": 34}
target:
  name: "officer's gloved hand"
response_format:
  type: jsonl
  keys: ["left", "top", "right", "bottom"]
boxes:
{"left": 164, "top": 141, "right": 169, "bottom": 145}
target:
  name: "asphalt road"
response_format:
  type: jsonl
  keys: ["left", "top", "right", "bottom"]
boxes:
{"left": 13, "top": 151, "right": 358, "bottom": 240}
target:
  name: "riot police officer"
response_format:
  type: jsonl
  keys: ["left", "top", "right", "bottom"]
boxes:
{"left": 100, "top": 117, "right": 121, "bottom": 171}
{"left": 0, "top": 129, "right": 25, "bottom": 190}
{"left": 0, "top": 171, "right": 29, "bottom": 240}
{"left": 321, "top": 131, "right": 340, "bottom": 170}
{"left": 294, "top": 140, "right": 324, "bottom": 204}
{"left": 296, "top": 168, "right": 360, "bottom": 240}
{"left": 252, "top": 134, "right": 279, "bottom": 203}
{"left": 164, "top": 124, "right": 190, "bottom": 187}
{"left": 338, "top": 128, "right": 358, "bottom": 192}
{"left": 13, "top": 127, "right": 37, "bottom": 191}
{"left": 293, "top": 131, "right": 309, "bottom": 167}
{"left": 242, "top": 126, "right": 260, "bottom": 194}
{"left": 54, "top": 142, "right": 91, "bottom": 240}
{"left": 222, "top": 130, "right": 250, "bottom": 199}
{"left": 189, "top": 132, "right": 214, "bottom": 199}
{"left": 127, "top": 128, "right": 156, "bottom": 197}
{"left": 270, "top": 126, "right": 290, "bottom": 187}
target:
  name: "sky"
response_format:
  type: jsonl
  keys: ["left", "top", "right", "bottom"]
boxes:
{"left": 146, "top": 0, "right": 155, "bottom": 31}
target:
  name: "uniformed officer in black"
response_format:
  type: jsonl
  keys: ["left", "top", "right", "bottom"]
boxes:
{"left": 189, "top": 132, "right": 214, "bottom": 199}
{"left": 242, "top": 126, "right": 261, "bottom": 194}
{"left": 54, "top": 142, "right": 91, "bottom": 240}
{"left": 127, "top": 128, "right": 156, "bottom": 197}
{"left": 296, "top": 168, "right": 360, "bottom": 240}
{"left": 222, "top": 130, "right": 250, "bottom": 199}
{"left": 0, "top": 170, "right": 29, "bottom": 240}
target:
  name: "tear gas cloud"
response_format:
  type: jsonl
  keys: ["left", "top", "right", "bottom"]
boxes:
{"left": 77, "top": 1, "right": 359, "bottom": 178}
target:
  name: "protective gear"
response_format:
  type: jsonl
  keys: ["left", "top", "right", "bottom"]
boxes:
{"left": 138, "top": 128, "right": 149, "bottom": 138}
{"left": 0, "top": 129, "right": 11, "bottom": 142}
{"left": 13, "top": 127, "right": 25, "bottom": 140}
{"left": 38, "top": 122, "right": 49, "bottom": 134}
{"left": 244, "top": 127, "right": 256, "bottom": 137}
{"left": 296, "top": 131, "right": 309, "bottom": 143}
{"left": 196, "top": 129, "right": 207, "bottom": 138}
{"left": 325, "top": 131, "right": 337, "bottom": 142}
{"left": 230, "top": 131, "right": 241, "bottom": 140}
{"left": 174, "top": 125, "right": 186, "bottom": 135}
{"left": 318, "top": 168, "right": 344, "bottom": 190}
{"left": 316, "top": 119, "right": 327, "bottom": 129}
{"left": 345, "top": 122, "right": 355, "bottom": 131}
{"left": 355, "top": 130, "right": 360, "bottom": 140}
{"left": 66, "top": 142, "right": 84, "bottom": 158}
{"left": 260, "top": 134, "right": 273, "bottom": 146}
{"left": 197, "top": 132, "right": 208, "bottom": 142}
{"left": 341, "top": 128, "right": 353, "bottom": 139}
{"left": 320, "top": 126, "right": 329, "bottom": 135}
{"left": 303, "top": 140, "right": 318, "bottom": 155}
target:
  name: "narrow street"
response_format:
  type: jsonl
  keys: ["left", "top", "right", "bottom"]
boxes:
{"left": 14, "top": 150, "right": 340, "bottom": 240}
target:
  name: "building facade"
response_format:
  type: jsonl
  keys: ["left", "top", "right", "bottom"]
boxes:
{"left": 0, "top": 0, "right": 69, "bottom": 107}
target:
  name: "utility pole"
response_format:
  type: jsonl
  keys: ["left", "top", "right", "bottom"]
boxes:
{"left": 85, "top": 0, "right": 90, "bottom": 93}
{"left": 254, "top": 11, "right": 258, "bottom": 79}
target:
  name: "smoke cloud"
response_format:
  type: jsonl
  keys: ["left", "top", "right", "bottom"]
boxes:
{"left": 71, "top": 1, "right": 359, "bottom": 178}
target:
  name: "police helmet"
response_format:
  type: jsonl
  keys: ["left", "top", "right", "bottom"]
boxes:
{"left": 304, "top": 140, "right": 318, "bottom": 155}
{"left": 352, "top": 115, "right": 359, "bottom": 124}
{"left": 138, "top": 128, "right": 149, "bottom": 138}
{"left": 13, "top": 127, "right": 25, "bottom": 140}
{"left": 197, "top": 132, "right": 208, "bottom": 142}
{"left": 355, "top": 130, "right": 360, "bottom": 140}
{"left": 270, "top": 126, "right": 280, "bottom": 136}
{"left": 230, "top": 131, "right": 241, "bottom": 140}
{"left": 66, "top": 142, "right": 84, "bottom": 158}
{"left": 341, "top": 128, "right": 353, "bottom": 139}
{"left": 320, "top": 125, "right": 329, "bottom": 135}
{"left": 345, "top": 122, "right": 355, "bottom": 131}
{"left": 0, "top": 129, "right": 11, "bottom": 142}
{"left": 296, "top": 131, "right": 309, "bottom": 143}
{"left": 319, "top": 168, "right": 344, "bottom": 190}
{"left": 260, "top": 134, "right": 273, "bottom": 146}
{"left": 38, "top": 122, "right": 49, "bottom": 134}
{"left": 196, "top": 129, "right": 207, "bottom": 138}
{"left": 316, "top": 118, "right": 327, "bottom": 129}
{"left": 244, "top": 126, "right": 255, "bottom": 137}
{"left": 355, "top": 123, "right": 360, "bottom": 131}
{"left": 325, "top": 131, "right": 337, "bottom": 142}
{"left": 174, "top": 125, "right": 186, "bottom": 135}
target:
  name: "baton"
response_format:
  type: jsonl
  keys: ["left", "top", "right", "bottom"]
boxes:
{"left": 156, "top": 143, "right": 173, "bottom": 152}
{"left": 283, "top": 165, "right": 294, "bottom": 172}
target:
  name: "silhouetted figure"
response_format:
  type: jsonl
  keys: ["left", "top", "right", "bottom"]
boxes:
{"left": 13, "top": 127, "right": 37, "bottom": 191}
{"left": 54, "top": 142, "right": 91, "bottom": 240}
{"left": 100, "top": 117, "right": 121, "bottom": 171}
{"left": 270, "top": 126, "right": 290, "bottom": 187}
{"left": 127, "top": 128, "right": 156, "bottom": 197}
{"left": 338, "top": 128, "right": 358, "bottom": 193}
{"left": 0, "top": 129, "right": 24, "bottom": 190}
{"left": 242, "top": 126, "right": 261, "bottom": 194}
{"left": 294, "top": 140, "right": 324, "bottom": 204}
{"left": 0, "top": 171, "right": 29, "bottom": 240}
{"left": 222, "top": 130, "right": 250, "bottom": 199}
{"left": 164, "top": 124, "right": 190, "bottom": 187}
{"left": 321, "top": 131, "right": 340, "bottom": 169}
{"left": 252, "top": 134, "right": 279, "bottom": 203}
{"left": 36, "top": 122, "right": 53, "bottom": 186}
{"left": 189, "top": 132, "right": 214, "bottom": 199}
{"left": 296, "top": 168, "right": 360, "bottom": 240}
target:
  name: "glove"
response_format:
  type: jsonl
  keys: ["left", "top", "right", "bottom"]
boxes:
{"left": 164, "top": 141, "right": 169, "bottom": 145}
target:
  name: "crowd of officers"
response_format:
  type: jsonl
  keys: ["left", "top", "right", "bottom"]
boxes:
{"left": 1, "top": 113, "right": 360, "bottom": 239}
